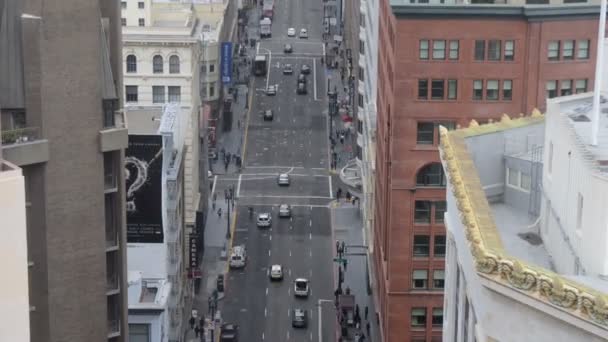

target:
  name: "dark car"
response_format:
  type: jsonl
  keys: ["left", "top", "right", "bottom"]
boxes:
{"left": 220, "top": 323, "right": 239, "bottom": 341}
{"left": 292, "top": 309, "right": 308, "bottom": 328}
{"left": 300, "top": 64, "right": 311, "bottom": 74}
{"left": 284, "top": 43, "right": 293, "bottom": 53}
{"left": 283, "top": 64, "right": 294, "bottom": 75}
{"left": 297, "top": 82, "right": 307, "bottom": 95}
{"left": 297, "top": 73, "right": 307, "bottom": 85}
{"left": 263, "top": 110, "right": 273, "bottom": 121}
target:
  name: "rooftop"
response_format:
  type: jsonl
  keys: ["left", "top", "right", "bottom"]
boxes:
{"left": 127, "top": 270, "right": 171, "bottom": 309}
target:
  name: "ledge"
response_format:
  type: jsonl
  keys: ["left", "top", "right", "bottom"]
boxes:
{"left": 1, "top": 139, "right": 50, "bottom": 166}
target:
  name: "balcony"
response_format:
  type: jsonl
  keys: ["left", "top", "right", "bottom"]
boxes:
{"left": 99, "top": 110, "right": 128, "bottom": 152}
{"left": 1, "top": 127, "right": 50, "bottom": 166}
{"left": 107, "top": 295, "right": 121, "bottom": 338}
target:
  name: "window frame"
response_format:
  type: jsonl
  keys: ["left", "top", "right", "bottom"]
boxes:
{"left": 430, "top": 79, "right": 445, "bottom": 100}
{"left": 169, "top": 55, "right": 180, "bottom": 74}
{"left": 153, "top": 55, "right": 164, "bottom": 74}
{"left": 548, "top": 41, "right": 560, "bottom": 61}
{"left": 434, "top": 235, "right": 446, "bottom": 257}
{"left": 473, "top": 80, "right": 483, "bottom": 100}
{"left": 416, "top": 163, "right": 446, "bottom": 187}
{"left": 418, "top": 79, "right": 429, "bottom": 100}
{"left": 575, "top": 79, "right": 587, "bottom": 94}
{"left": 432, "top": 40, "right": 446, "bottom": 60}
{"left": 577, "top": 39, "right": 590, "bottom": 59}
{"left": 561, "top": 79, "right": 572, "bottom": 96}
{"left": 419, "top": 40, "right": 430, "bottom": 60}
{"left": 126, "top": 54, "right": 137, "bottom": 73}
{"left": 504, "top": 40, "right": 515, "bottom": 61}
{"left": 414, "top": 201, "right": 432, "bottom": 224}
{"left": 487, "top": 40, "right": 501, "bottom": 61}
{"left": 449, "top": 40, "right": 459, "bottom": 60}
{"left": 486, "top": 80, "right": 499, "bottom": 101}
{"left": 413, "top": 235, "right": 430, "bottom": 257}
{"left": 434, "top": 201, "right": 446, "bottom": 224}
{"left": 168, "top": 86, "right": 181, "bottom": 103}
{"left": 412, "top": 270, "right": 429, "bottom": 289}
{"left": 562, "top": 40, "right": 575, "bottom": 60}
{"left": 447, "top": 79, "right": 457, "bottom": 100}
{"left": 152, "top": 86, "right": 165, "bottom": 104}
{"left": 433, "top": 270, "right": 445, "bottom": 289}
{"left": 125, "top": 85, "right": 138, "bottom": 103}
{"left": 416, "top": 122, "right": 435, "bottom": 145}
{"left": 138, "top": 1, "right": 145, "bottom": 9}
{"left": 503, "top": 80, "right": 513, "bottom": 101}
{"left": 411, "top": 308, "right": 427, "bottom": 327}
{"left": 432, "top": 308, "right": 444, "bottom": 327}
{"left": 474, "top": 40, "right": 485, "bottom": 61}
{"left": 138, "top": 18, "right": 145, "bottom": 27}
{"left": 546, "top": 80, "right": 558, "bottom": 99}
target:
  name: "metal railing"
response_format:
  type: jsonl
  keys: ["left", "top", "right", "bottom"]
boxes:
{"left": 1, "top": 127, "right": 40, "bottom": 145}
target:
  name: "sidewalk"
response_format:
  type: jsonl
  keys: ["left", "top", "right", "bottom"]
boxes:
{"left": 331, "top": 200, "right": 380, "bottom": 341}
{"left": 326, "top": 65, "right": 356, "bottom": 173}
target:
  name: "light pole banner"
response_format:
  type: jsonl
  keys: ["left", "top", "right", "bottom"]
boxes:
{"left": 221, "top": 42, "right": 233, "bottom": 84}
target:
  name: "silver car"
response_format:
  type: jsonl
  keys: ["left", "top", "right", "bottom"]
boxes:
{"left": 277, "top": 173, "right": 290, "bottom": 186}
{"left": 279, "top": 204, "right": 291, "bottom": 218}
{"left": 266, "top": 85, "right": 277, "bottom": 96}
{"left": 256, "top": 212, "right": 272, "bottom": 227}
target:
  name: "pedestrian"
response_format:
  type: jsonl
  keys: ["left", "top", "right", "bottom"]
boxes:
{"left": 356, "top": 321, "right": 360, "bottom": 330}
{"left": 365, "top": 306, "right": 369, "bottom": 320}
{"left": 213, "top": 192, "right": 217, "bottom": 203}
{"left": 224, "top": 161, "right": 228, "bottom": 171}
{"left": 224, "top": 189, "right": 228, "bottom": 201}
{"left": 356, "top": 304, "right": 360, "bottom": 318}
{"left": 336, "top": 240, "right": 340, "bottom": 254}
{"left": 199, "top": 317, "right": 204, "bottom": 330}
{"left": 189, "top": 316, "right": 195, "bottom": 330}
{"left": 360, "top": 332, "right": 366, "bottom": 341}
{"left": 366, "top": 322, "right": 370, "bottom": 336}
{"left": 340, "top": 136, "right": 344, "bottom": 144}
{"left": 351, "top": 197, "right": 356, "bottom": 206}
{"left": 218, "top": 207, "right": 222, "bottom": 218}
{"left": 194, "top": 326, "right": 200, "bottom": 337}
{"left": 346, "top": 191, "right": 351, "bottom": 201}
{"left": 237, "top": 119, "right": 241, "bottom": 128}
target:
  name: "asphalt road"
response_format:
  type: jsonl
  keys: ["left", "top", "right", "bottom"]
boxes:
{"left": 221, "top": 0, "right": 336, "bottom": 341}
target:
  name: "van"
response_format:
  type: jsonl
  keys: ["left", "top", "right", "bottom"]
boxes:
{"left": 229, "top": 245, "right": 247, "bottom": 269}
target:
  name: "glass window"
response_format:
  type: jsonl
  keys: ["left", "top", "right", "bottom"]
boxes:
{"left": 433, "top": 270, "right": 445, "bottom": 289}
{"left": 138, "top": 1, "right": 145, "bottom": 9}
{"left": 521, "top": 173, "right": 531, "bottom": 191}
{"left": 169, "top": 55, "right": 180, "bottom": 74}
{"left": 577, "top": 40, "right": 590, "bottom": 59}
{"left": 209, "top": 64, "right": 215, "bottom": 73}
{"left": 507, "top": 168, "right": 519, "bottom": 187}
{"left": 563, "top": 40, "right": 574, "bottom": 60}
{"left": 125, "top": 86, "right": 138, "bottom": 102}
{"left": 412, "top": 270, "right": 428, "bottom": 289}
{"left": 418, "top": 79, "right": 429, "bottom": 99}
{"left": 168, "top": 86, "right": 181, "bottom": 102}
{"left": 359, "top": 40, "right": 365, "bottom": 55}
{"left": 358, "top": 93, "right": 364, "bottom": 107}
{"left": 209, "top": 83, "right": 215, "bottom": 97}
{"left": 416, "top": 122, "right": 435, "bottom": 145}
{"left": 561, "top": 80, "right": 572, "bottom": 96}
{"left": 152, "top": 86, "right": 165, "bottom": 103}
{"left": 411, "top": 308, "right": 427, "bottom": 327}
{"left": 433, "top": 40, "right": 446, "bottom": 60}
{"left": 153, "top": 55, "right": 163, "bottom": 73}
{"left": 449, "top": 40, "right": 459, "bottom": 60}
{"left": 488, "top": 40, "right": 501, "bottom": 61}
{"left": 138, "top": 18, "right": 145, "bottom": 26}
{"left": 126, "top": 55, "right": 137, "bottom": 73}
{"left": 129, "top": 324, "right": 150, "bottom": 342}
{"left": 416, "top": 163, "right": 446, "bottom": 187}
{"left": 121, "top": 1, "right": 126, "bottom": 9}
{"left": 575, "top": 79, "right": 587, "bottom": 94}
{"left": 413, "top": 235, "right": 430, "bottom": 257}
{"left": 121, "top": 18, "right": 126, "bottom": 26}
{"left": 504, "top": 40, "right": 514, "bottom": 61}
{"left": 435, "top": 201, "right": 446, "bottom": 223}
{"left": 503, "top": 80, "right": 513, "bottom": 100}
{"left": 420, "top": 40, "right": 429, "bottom": 60}
{"left": 431, "top": 79, "right": 444, "bottom": 100}
{"left": 415, "top": 201, "right": 431, "bottom": 224}
{"left": 473, "top": 80, "right": 483, "bottom": 100}
{"left": 486, "top": 80, "right": 499, "bottom": 100}
{"left": 548, "top": 41, "right": 560, "bottom": 61}
{"left": 360, "top": 13, "right": 366, "bottom": 28}
{"left": 447, "top": 79, "right": 457, "bottom": 100}
{"left": 434, "top": 236, "right": 446, "bottom": 257}
{"left": 546, "top": 80, "right": 558, "bottom": 99}
{"left": 474, "top": 40, "right": 485, "bottom": 61}
{"left": 358, "top": 66, "right": 365, "bottom": 82}
{"left": 432, "top": 308, "right": 444, "bottom": 327}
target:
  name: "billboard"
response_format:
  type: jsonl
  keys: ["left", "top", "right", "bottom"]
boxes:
{"left": 125, "top": 135, "right": 164, "bottom": 243}
{"left": 221, "top": 42, "right": 233, "bottom": 84}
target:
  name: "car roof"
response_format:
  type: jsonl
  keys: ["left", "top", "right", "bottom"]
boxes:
{"left": 279, "top": 173, "right": 288, "bottom": 177}
{"left": 259, "top": 213, "right": 270, "bottom": 218}
{"left": 272, "top": 264, "right": 282, "bottom": 270}
{"left": 295, "top": 278, "right": 308, "bottom": 282}
{"left": 280, "top": 204, "right": 289, "bottom": 208}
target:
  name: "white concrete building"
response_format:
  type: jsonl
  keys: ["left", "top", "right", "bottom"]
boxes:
{"left": 127, "top": 271, "right": 172, "bottom": 342}
{"left": 0, "top": 158, "right": 30, "bottom": 342}
{"left": 126, "top": 104, "right": 189, "bottom": 342}
{"left": 439, "top": 111, "right": 608, "bottom": 342}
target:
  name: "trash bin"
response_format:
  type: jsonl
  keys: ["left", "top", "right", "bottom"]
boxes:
{"left": 217, "top": 274, "right": 224, "bottom": 292}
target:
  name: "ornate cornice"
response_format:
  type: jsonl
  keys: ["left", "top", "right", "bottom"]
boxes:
{"left": 439, "top": 110, "right": 608, "bottom": 329}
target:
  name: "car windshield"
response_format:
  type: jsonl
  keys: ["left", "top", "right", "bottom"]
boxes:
{"left": 231, "top": 256, "right": 241, "bottom": 260}
{"left": 295, "top": 281, "right": 307, "bottom": 288}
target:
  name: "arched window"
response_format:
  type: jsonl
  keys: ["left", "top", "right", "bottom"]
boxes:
{"left": 169, "top": 55, "right": 180, "bottom": 74}
{"left": 126, "top": 55, "right": 137, "bottom": 73}
{"left": 153, "top": 55, "right": 163, "bottom": 73}
{"left": 416, "top": 163, "right": 446, "bottom": 187}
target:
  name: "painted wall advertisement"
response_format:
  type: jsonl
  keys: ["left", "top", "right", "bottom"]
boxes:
{"left": 125, "top": 134, "right": 164, "bottom": 243}
{"left": 221, "top": 41, "right": 233, "bottom": 84}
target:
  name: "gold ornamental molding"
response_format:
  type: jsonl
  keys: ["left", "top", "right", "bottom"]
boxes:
{"left": 439, "top": 111, "right": 608, "bottom": 328}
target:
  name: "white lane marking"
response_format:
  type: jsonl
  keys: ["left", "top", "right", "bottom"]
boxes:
{"left": 236, "top": 173, "right": 242, "bottom": 198}
{"left": 289, "top": 250, "right": 292, "bottom": 257}
{"left": 313, "top": 57, "right": 318, "bottom": 100}
{"left": 269, "top": 250, "right": 271, "bottom": 256}
{"left": 265, "top": 307, "right": 267, "bottom": 317}
{"left": 262, "top": 332, "right": 265, "bottom": 340}
{"left": 309, "top": 233, "right": 312, "bottom": 240}
{"left": 310, "top": 250, "right": 312, "bottom": 257}
{"left": 287, "top": 331, "right": 290, "bottom": 340}
{"left": 309, "top": 269, "right": 312, "bottom": 277}
{"left": 211, "top": 175, "right": 218, "bottom": 195}
{"left": 290, "top": 217, "right": 293, "bottom": 222}
{"left": 309, "top": 219, "right": 312, "bottom": 227}
{"left": 289, "top": 268, "right": 292, "bottom": 277}
{"left": 321, "top": 42, "right": 325, "bottom": 58}
{"left": 288, "top": 288, "right": 291, "bottom": 296}
{"left": 288, "top": 309, "right": 291, "bottom": 317}
{"left": 266, "top": 287, "right": 269, "bottom": 296}
{"left": 270, "top": 235, "right": 272, "bottom": 241}
{"left": 310, "top": 332, "right": 313, "bottom": 340}
{"left": 328, "top": 175, "right": 333, "bottom": 199}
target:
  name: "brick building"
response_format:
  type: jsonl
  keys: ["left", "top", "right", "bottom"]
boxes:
{"left": 373, "top": 3, "right": 601, "bottom": 341}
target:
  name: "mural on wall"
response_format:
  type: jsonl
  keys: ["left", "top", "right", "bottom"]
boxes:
{"left": 125, "top": 134, "right": 164, "bottom": 243}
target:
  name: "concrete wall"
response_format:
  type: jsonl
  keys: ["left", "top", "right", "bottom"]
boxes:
{"left": 129, "top": 312, "right": 167, "bottom": 342}
{"left": 128, "top": 244, "right": 168, "bottom": 279}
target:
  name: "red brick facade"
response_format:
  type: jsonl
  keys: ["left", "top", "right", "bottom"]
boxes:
{"left": 373, "top": 4, "right": 599, "bottom": 342}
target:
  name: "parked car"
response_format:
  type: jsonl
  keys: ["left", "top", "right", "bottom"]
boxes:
{"left": 266, "top": 85, "right": 277, "bottom": 95}
{"left": 299, "top": 28, "right": 308, "bottom": 39}
{"left": 229, "top": 246, "right": 246, "bottom": 269}
{"left": 279, "top": 204, "right": 291, "bottom": 218}
{"left": 294, "top": 278, "right": 309, "bottom": 297}
{"left": 300, "top": 64, "right": 310, "bottom": 74}
{"left": 263, "top": 110, "right": 274, "bottom": 121}
{"left": 277, "top": 173, "right": 290, "bottom": 186}
{"left": 257, "top": 212, "right": 272, "bottom": 227}
{"left": 287, "top": 27, "right": 296, "bottom": 37}
{"left": 269, "top": 264, "right": 283, "bottom": 281}
{"left": 297, "top": 82, "right": 307, "bottom": 95}
{"left": 220, "top": 323, "right": 239, "bottom": 341}
{"left": 283, "top": 64, "right": 294, "bottom": 75}
{"left": 284, "top": 43, "right": 293, "bottom": 53}
{"left": 292, "top": 308, "right": 308, "bottom": 328}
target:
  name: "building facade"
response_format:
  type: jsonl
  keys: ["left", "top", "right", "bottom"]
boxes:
{"left": 0, "top": 0, "right": 129, "bottom": 341}
{"left": 373, "top": 3, "right": 601, "bottom": 341}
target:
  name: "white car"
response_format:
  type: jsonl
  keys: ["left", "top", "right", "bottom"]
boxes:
{"left": 287, "top": 27, "right": 296, "bottom": 37}
{"left": 294, "top": 278, "right": 309, "bottom": 297}
{"left": 299, "top": 28, "right": 308, "bottom": 39}
{"left": 277, "top": 173, "right": 290, "bottom": 186}
{"left": 269, "top": 264, "right": 283, "bottom": 281}
{"left": 229, "top": 245, "right": 246, "bottom": 269}
{"left": 279, "top": 204, "right": 291, "bottom": 218}
{"left": 256, "top": 212, "right": 272, "bottom": 227}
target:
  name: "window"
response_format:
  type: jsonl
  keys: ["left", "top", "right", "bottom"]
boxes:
{"left": 563, "top": 40, "right": 574, "bottom": 60}
{"left": 413, "top": 235, "right": 430, "bottom": 257}
{"left": 433, "top": 40, "right": 446, "bottom": 60}
{"left": 209, "top": 64, "right": 215, "bottom": 73}
{"left": 360, "top": 13, "right": 366, "bottom": 28}
{"left": 434, "top": 236, "right": 446, "bottom": 257}
{"left": 449, "top": 40, "right": 459, "bottom": 60}
{"left": 138, "top": 18, "right": 145, "bottom": 26}
{"left": 153, "top": 55, "right": 163, "bottom": 73}
{"left": 488, "top": 40, "right": 501, "bottom": 61}
{"left": 474, "top": 40, "right": 485, "bottom": 61}
{"left": 521, "top": 173, "right": 531, "bottom": 191}
{"left": 503, "top": 80, "right": 512, "bottom": 100}
{"left": 126, "top": 55, "right": 137, "bottom": 73}
{"left": 431, "top": 79, "right": 444, "bottom": 100}
{"left": 138, "top": 1, "right": 145, "bottom": 9}
{"left": 577, "top": 40, "right": 590, "bottom": 59}
{"left": 129, "top": 324, "right": 150, "bottom": 342}
{"left": 125, "top": 86, "right": 138, "bottom": 102}
{"left": 121, "top": 1, "right": 126, "bottom": 9}
{"left": 168, "top": 86, "right": 181, "bottom": 102}
{"left": 358, "top": 66, "right": 365, "bottom": 82}
{"left": 447, "top": 79, "right": 457, "bottom": 100}
{"left": 546, "top": 80, "right": 557, "bottom": 99}
{"left": 575, "top": 79, "right": 587, "bottom": 93}
{"left": 121, "top": 18, "right": 126, "bottom": 26}
{"left": 561, "top": 80, "right": 572, "bottom": 96}
{"left": 416, "top": 122, "right": 434, "bottom": 145}
{"left": 432, "top": 308, "right": 443, "bottom": 327}
{"left": 504, "top": 40, "right": 514, "bottom": 61}
{"left": 359, "top": 40, "right": 365, "bottom": 55}
{"left": 576, "top": 193, "right": 584, "bottom": 231}
{"left": 209, "top": 83, "right": 215, "bottom": 97}
{"left": 411, "top": 308, "right": 427, "bottom": 327}
{"left": 358, "top": 93, "right": 364, "bottom": 107}
{"left": 415, "top": 201, "right": 431, "bottom": 224}
{"left": 433, "top": 270, "right": 445, "bottom": 289}
{"left": 420, "top": 40, "right": 429, "bottom": 60}
{"left": 486, "top": 80, "right": 499, "bottom": 100}
{"left": 169, "top": 55, "right": 180, "bottom": 74}
{"left": 152, "top": 86, "right": 165, "bottom": 103}
{"left": 416, "top": 163, "right": 446, "bottom": 187}
{"left": 548, "top": 41, "right": 560, "bottom": 61}
{"left": 418, "top": 79, "right": 429, "bottom": 99}
{"left": 435, "top": 201, "right": 446, "bottom": 223}
{"left": 412, "top": 270, "right": 428, "bottom": 289}
{"left": 473, "top": 80, "right": 483, "bottom": 100}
